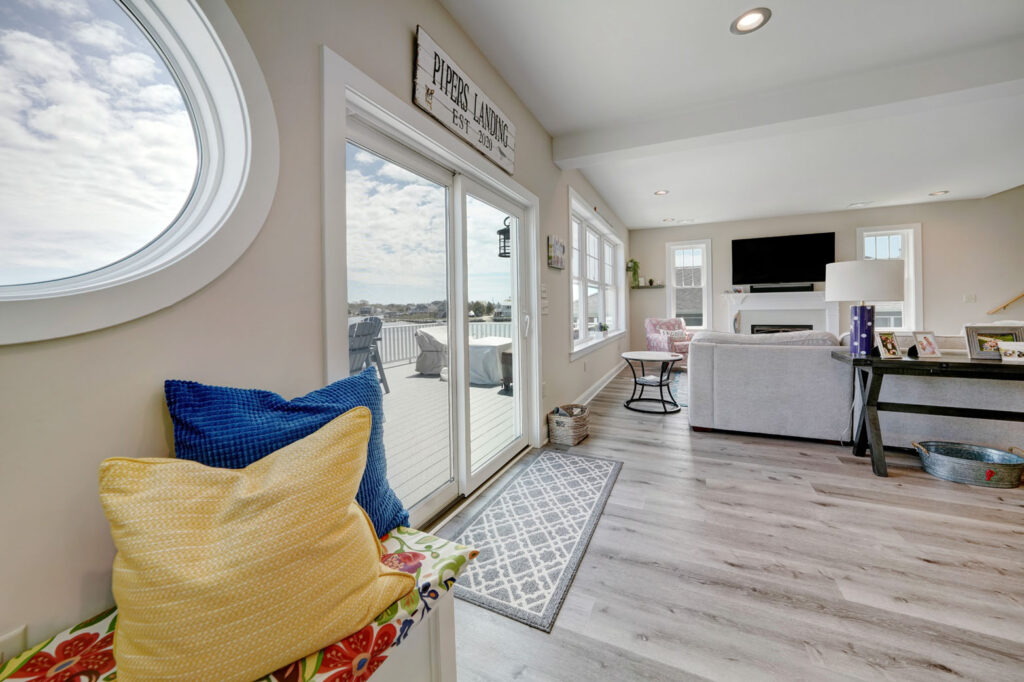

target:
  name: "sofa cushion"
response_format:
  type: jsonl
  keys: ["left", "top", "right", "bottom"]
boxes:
{"left": 98, "top": 408, "right": 416, "bottom": 682}
{"left": 691, "top": 330, "right": 839, "bottom": 346}
{"left": 165, "top": 368, "right": 409, "bottom": 537}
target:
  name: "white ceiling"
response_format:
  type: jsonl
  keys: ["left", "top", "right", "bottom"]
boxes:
{"left": 439, "top": 0, "right": 1024, "bottom": 227}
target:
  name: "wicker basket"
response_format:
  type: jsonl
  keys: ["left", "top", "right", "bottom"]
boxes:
{"left": 548, "top": 404, "right": 590, "bottom": 446}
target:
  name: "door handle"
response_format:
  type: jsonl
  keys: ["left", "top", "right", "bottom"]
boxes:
{"left": 521, "top": 314, "right": 530, "bottom": 338}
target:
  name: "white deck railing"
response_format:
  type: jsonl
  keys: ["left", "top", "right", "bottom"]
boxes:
{"left": 377, "top": 322, "right": 513, "bottom": 365}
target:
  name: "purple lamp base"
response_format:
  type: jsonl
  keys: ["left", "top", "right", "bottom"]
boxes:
{"left": 850, "top": 304, "right": 875, "bottom": 355}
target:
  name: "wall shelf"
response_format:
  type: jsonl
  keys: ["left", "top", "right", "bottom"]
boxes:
{"left": 630, "top": 285, "right": 664, "bottom": 290}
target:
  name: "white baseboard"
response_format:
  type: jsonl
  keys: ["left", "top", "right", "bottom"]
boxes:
{"left": 573, "top": 362, "right": 623, "bottom": 406}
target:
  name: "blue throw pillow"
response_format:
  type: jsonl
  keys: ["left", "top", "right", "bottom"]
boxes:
{"left": 164, "top": 368, "right": 409, "bottom": 537}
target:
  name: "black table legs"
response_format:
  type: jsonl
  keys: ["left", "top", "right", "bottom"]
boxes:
{"left": 853, "top": 367, "right": 888, "bottom": 476}
{"left": 623, "top": 359, "right": 681, "bottom": 414}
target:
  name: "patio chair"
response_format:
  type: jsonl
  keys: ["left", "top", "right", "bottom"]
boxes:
{"left": 349, "top": 317, "right": 389, "bottom": 393}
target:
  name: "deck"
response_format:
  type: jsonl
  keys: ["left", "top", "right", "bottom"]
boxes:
{"left": 380, "top": 360, "right": 516, "bottom": 508}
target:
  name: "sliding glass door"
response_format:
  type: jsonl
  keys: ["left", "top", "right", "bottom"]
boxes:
{"left": 345, "top": 137, "right": 456, "bottom": 517}
{"left": 345, "top": 126, "right": 530, "bottom": 521}
{"left": 462, "top": 180, "right": 528, "bottom": 491}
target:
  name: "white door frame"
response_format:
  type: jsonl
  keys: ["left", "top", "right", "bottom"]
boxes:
{"left": 322, "top": 47, "right": 542, "bottom": 523}
{"left": 459, "top": 176, "right": 531, "bottom": 493}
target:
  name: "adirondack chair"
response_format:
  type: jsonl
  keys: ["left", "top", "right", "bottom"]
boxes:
{"left": 349, "top": 316, "right": 389, "bottom": 393}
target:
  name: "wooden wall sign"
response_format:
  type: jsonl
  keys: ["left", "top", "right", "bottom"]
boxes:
{"left": 414, "top": 26, "right": 516, "bottom": 174}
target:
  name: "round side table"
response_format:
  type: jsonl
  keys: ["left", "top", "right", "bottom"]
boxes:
{"left": 621, "top": 351, "right": 683, "bottom": 414}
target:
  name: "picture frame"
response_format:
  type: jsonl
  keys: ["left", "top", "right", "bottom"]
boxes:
{"left": 997, "top": 341, "right": 1024, "bottom": 363}
{"left": 912, "top": 331, "right": 941, "bottom": 357}
{"left": 875, "top": 330, "right": 902, "bottom": 358}
{"left": 965, "top": 324, "right": 1024, "bottom": 360}
{"left": 547, "top": 235, "right": 566, "bottom": 270}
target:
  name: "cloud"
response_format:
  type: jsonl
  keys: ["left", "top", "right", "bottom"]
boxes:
{"left": 0, "top": 30, "right": 79, "bottom": 80}
{"left": 0, "top": 6, "right": 197, "bottom": 285}
{"left": 18, "top": 0, "right": 90, "bottom": 19}
{"left": 353, "top": 149, "right": 377, "bottom": 165}
{"left": 70, "top": 19, "right": 128, "bottom": 52}
{"left": 344, "top": 156, "right": 515, "bottom": 304}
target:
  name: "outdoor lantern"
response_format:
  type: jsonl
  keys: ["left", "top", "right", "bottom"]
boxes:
{"left": 497, "top": 216, "right": 511, "bottom": 258}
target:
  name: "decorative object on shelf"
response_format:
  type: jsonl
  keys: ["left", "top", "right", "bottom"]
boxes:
{"left": 913, "top": 441, "right": 1024, "bottom": 488}
{"left": 546, "top": 235, "right": 565, "bottom": 269}
{"left": 913, "top": 331, "right": 941, "bottom": 357}
{"left": 875, "top": 330, "right": 902, "bottom": 358}
{"left": 965, "top": 324, "right": 1024, "bottom": 360}
{"left": 626, "top": 258, "right": 640, "bottom": 289}
{"left": 497, "top": 216, "right": 511, "bottom": 258}
{"left": 825, "top": 260, "right": 904, "bottom": 356}
{"left": 547, "top": 404, "right": 590, "bottom": 445}
{"left": 598, "top": 322, "right": 609, "bottom": 332}
{"left": 648, "top": 278, "right": 654, "bottom": 287}
{"left": 998, "top": 341, "right": 1024, "bottom": 363}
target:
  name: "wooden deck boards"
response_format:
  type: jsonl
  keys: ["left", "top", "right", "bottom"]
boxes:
{"left": 381, "top": 363, "right": 516, "bottom": 506}
{"left": 450, "top": 368, "right": 1024, "bottom": 681}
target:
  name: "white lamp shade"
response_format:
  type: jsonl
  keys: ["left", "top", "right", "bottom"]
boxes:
{"left": 825, "top": 260, "right": 904, "bottom": 302}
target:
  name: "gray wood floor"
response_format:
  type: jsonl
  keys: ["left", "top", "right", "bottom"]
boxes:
{"left": 449, "top": 369, "right": 1024, "bottom": 681}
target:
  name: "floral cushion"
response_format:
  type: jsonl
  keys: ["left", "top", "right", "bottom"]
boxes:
{"left": 0, "top": 527, "right": 476, "bottom": 682}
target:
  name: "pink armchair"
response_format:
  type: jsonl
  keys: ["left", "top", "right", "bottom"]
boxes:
{"left": 645, "top": 318, "right": 692, "bottom": 368}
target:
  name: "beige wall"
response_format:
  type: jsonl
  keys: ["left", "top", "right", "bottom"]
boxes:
{"left": 629, "top": 185, "right": 1024, "bottom": 349}
{"left": 0, "top": 0, "right": 628, "bottom": 642}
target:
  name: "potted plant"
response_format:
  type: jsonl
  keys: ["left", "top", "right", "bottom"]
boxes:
{"left": 626, "top": 259, "right": 640, "bottom": 288}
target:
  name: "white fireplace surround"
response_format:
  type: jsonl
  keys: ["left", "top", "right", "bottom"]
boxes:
{"left": 724, "top": 292, "right": 840, "bottom": 335}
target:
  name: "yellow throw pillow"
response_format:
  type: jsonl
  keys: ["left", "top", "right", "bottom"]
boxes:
{"left": 99, "top": 407, "right": 414, "bottom": 682}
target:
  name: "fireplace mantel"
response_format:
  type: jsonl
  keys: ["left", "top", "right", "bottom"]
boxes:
{"left": 724, "top": 291, "right": 840, "bottom": 335}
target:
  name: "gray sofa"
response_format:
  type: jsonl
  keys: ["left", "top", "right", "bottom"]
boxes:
{"left": 688, "top": 331, "right": 1024, "bottom": 450}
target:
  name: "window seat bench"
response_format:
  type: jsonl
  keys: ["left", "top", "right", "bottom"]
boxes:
{"left": 0, "top": 527, "right": 476, "bottom": 682}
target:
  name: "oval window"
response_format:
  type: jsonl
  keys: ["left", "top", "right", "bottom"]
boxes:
{"left": 0, "top": 0, "right": 199, "bottom": 286}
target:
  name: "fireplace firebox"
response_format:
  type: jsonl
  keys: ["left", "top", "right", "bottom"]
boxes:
{"left": 750, "top": 324, "right": 814, "bottom": 334}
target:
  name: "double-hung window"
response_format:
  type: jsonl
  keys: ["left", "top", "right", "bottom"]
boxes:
{"left": 856, "top": 224, "right": 922, "bottom": 331}
{"left": 666, "top": 239, "right": 712, "bottom": 329}
{"left": 570, "top": 191, "right": 624, "bottom": 353}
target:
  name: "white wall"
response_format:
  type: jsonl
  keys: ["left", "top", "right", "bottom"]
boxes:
{"left": 629, "top": 185, "right": 1024, "bottom": 349}
{"left": 0, "top": 0, "right": 628, "bottom": 643}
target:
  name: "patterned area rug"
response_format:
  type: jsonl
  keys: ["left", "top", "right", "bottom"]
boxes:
{"left": 442, "top": 451, "right": 621, "bottom": 631}
{"left": 672, "top": 369, "right": 689, "bottom": 407}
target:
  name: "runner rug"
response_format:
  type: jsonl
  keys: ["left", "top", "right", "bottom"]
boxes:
{"left": 440, "top": 450, "right": 621, "bottom": 632}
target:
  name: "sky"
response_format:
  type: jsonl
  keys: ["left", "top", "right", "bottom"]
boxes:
{"left": 0, "top": 0, "right": 197, "bottom": 286}
{"left": 346, "top": 143, "right": 513, "bottom": 306}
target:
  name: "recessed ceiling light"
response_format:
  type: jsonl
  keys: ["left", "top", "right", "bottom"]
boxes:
{"left": 680, "top": 218, "right": 696, "bottom": 224}
{"left": 847, "top": 201, "right": 872, "bottom": 209}
{"left": 654, "top": 190, "right": 669, "bottom": 196}
{"left": 730, "top": 7, "right": 772, "bottom": 35}
{"left": 929, "top": 190, "right": 949, "bottom": 196}
{"left": 662, "top": 218, "right": 675, "bottom": 222}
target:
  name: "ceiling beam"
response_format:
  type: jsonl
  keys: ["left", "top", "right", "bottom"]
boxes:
{"left": 553, "top": 37, "right": 1024, "bottom": 169}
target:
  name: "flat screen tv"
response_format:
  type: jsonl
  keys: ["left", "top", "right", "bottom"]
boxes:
{"left": 732, "top": 232, "right": 835, "bottom": 285}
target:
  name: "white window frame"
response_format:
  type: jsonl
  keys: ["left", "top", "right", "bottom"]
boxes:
{"left": 569, "top": 188, "right": 625, "bottom": 360}
{"left": 0, "top": 0, "right": 279, "bottom": 344}
{"left": 856, "top": 224, "right": 923, "bottom": 332}
{"left": 665, "top": 239, "right": 713, "bottom": 330}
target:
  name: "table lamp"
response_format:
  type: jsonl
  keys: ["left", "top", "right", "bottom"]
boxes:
{"left": 825, "top": 260, "right": 905, "bottom": 355}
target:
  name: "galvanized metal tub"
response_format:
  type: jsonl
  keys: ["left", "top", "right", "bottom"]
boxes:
{"left": 913, "top": 441, "right": 1024, "bottom": 488}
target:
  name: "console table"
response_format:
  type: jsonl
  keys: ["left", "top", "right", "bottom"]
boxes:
{"left": 831, "top": 350, "right": 1024, "bottom": 476}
